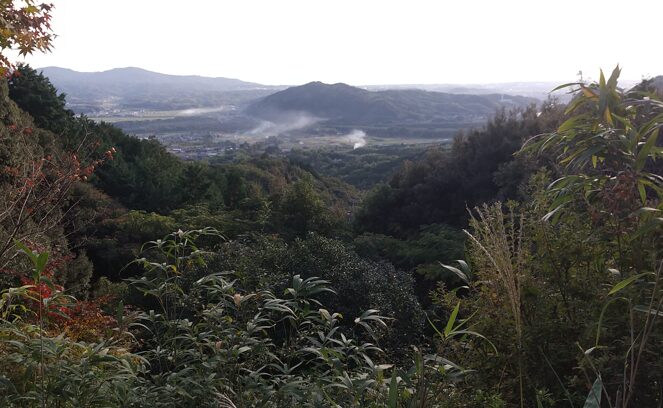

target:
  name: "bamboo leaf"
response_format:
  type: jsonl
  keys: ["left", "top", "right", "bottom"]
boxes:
{"left": 607, "top": 65, "right": 620, "bottom": 90}
{"left": 448, "top": 329, "right": 498, "bottom": 354}
{"left": 582, "top": 377, "right": 602, "bottom": 408}
{"left": 558, "top": 116, "right": 582, "bottom": 133}
{"left": 427, "top": 315, "right": 445, "bottom": 340}
{"left": 536, "top": 395, "right": 545, "bottom": 408}
{"left": 631, "top": 217, "right": 663, "bottom": 240}
{"left": 550, "top": 82, "right": 583, "bottom": 93}
{"left": 13, "top": 240, "right": 37, "bottom": 264}
{"left": 439, "top": 262, "right": 469, "bottom": 284}
{"left": 444, "top": 302, "right": 460, "bottom": 337}
{"left": 633, "top": 304, "right": 663, "bottom": 317}
{"left": 608, "top": 272, "right": 652, "bottom": 295}
{"left": 388, "top": 370, "right": 398, "bottom": 408}
{"left": 636, "top": 127, "right": 659, "bottom": 171}
{"left": 638, "top": 181, "right": 647, "bottom": 204}
{"left": 542, "top": 205, "right": 565, "bottom": 223}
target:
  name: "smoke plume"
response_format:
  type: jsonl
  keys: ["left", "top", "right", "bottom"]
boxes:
{"left": 343, "top": 129, "right": 367, "bottom": 149}
{"left": 248, "top": 112, "right": 321, "bottom": 137}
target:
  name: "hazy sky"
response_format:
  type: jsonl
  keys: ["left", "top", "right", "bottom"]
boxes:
{"left": 20, "top": 0, "right": 662, "bottom": 85}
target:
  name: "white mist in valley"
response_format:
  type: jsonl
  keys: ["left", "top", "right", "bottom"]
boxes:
{"left": 343, "top": 129, "right": 367, "bottom": 149}
{"left": 248, "top": 112, "right": 321, "bottom": 137}
{"left": 176, "top": 105, "right": 229, "bottom": 116}
{"left": 240, "top": 110, "right": 367, "bottom": 150}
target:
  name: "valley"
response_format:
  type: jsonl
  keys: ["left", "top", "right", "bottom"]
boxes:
{"left": 41, "top": 66, "right": 550, "bottom": 160}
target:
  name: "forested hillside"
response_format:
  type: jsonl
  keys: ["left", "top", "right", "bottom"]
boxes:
{"left": 1, "top": 4, "right": 662, "bottom": 406}
{"left": 247, "top": 81, "right": 535, "bottom": 124}
{"left": 245, "top": 81, "right": 536, "bottom": 139}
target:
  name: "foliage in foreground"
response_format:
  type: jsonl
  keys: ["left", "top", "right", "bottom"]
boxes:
{"left": 444, "top": 67, "right": 663, "bottom": 407}
{"left": 0, "top": 230, "right": 491, "bottom": 407}
{"left": 2, "top": 55, "right": 662, "bottom": 408}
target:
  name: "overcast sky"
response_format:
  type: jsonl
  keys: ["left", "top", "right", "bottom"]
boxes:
{"left": 20, "top": 0, "right": 662, "bottom": 86}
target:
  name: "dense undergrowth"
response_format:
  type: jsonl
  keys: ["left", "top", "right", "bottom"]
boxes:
{"left": 1, "top": 58, "right": 662, "bottom": 407}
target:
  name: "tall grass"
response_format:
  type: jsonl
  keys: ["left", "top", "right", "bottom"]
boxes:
{"left": 465, "top": 202, "right": 527, "bottom": 408}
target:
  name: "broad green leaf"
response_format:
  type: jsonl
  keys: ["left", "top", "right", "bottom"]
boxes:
{"left": 566, "top": 95, "right": 589, "bottom": 114}
{"left": 558, "top": 116, "right": 581, "bottom": 133}
{"left": 636, "top": 128, "right": 659, "bottom": 171}
{"left": 582, "top": 377, "right": 602, "bottom": 408}
{"left": 448, "top": 329, "right": 498, "bottom": 354}
{"left": 427, "top": 315, "right": 444, "bottom": 340}
{"left": 444, "top": 302, "right": 460, "bottom": 337}
{"left": 608, "top": 272, "right": 652, "bottom": 295}
{"left": 550, "top": 193, "right": 574, "bottom": 209}
{"left": 638, "top": 181, "right": 647, "bottom": 204}
{"left": 542, "top": 205, "right": 565, "bottom": 223}
{"left": 633, "top": 304, "right": 663, "bottom": 317}
{"left": 455, "top": 260, "right": 470, "bottom": 272}
{"left": 631, "top": 217, "right": 663, "bottom": 240}
{"left": 388, "top": 370, "right": 398, "bottom": 408}
{"left": 599, "top": 69, "right": 606, "bottom": 88}
{"left": 581, "top": 86, "right": 597, "bottom": 99}
{"left": 35, "top": 252, "right": 49, "bottom": 274}
{"left": 607, "top": 65, "right": 621, "bottom": 90}
{"left": 236, "top": 346, "right": 251, "bottom": 354}
{"left": 632, "top": 207, "right": 661, "bottom": 216}
{"left": 603, "top": 106, "right": 613, "bottom": 125}
{"left": 13, "top": 240, "right": 36, "bottom": 263}
{"left": 439, "top": 262, "right": 469, "bottom": 284}
{"left": 550, "top": 82, "right": 583, "bottom": 93}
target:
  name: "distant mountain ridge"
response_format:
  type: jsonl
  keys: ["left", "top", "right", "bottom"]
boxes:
{"left": 38, "top": 66, "right": 277, "bottom": 113}
{"left": 246, "top": 81, "right": 537, "bottom": 127}
{"left": 40, "top": 66, "right": 267, "bottom": 91}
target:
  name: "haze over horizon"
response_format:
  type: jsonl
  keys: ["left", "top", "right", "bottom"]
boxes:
{"left": 30, "top": 65, "right": 603, "bottom": 88}
{"left": 18, "top": 0, "right": 662, "bottom": 85}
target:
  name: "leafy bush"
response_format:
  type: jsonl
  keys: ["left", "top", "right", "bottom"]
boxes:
{"left": 0, "top": 242, "right": 140, "bottom": 408}
{"left": 210, "top": 232, "right": 426, "bottom": 352}
{"left": 125, "top": 229, "right": 460, "bottom": 407}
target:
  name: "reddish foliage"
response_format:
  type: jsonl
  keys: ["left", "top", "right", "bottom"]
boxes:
{"left": 62, "top": 296, "right": 119, "bottom": 342}
{"left": 18, "top": 273, "right": 120, "bottom": 342}
{"left": 0, "top": 1, "right": 55, "bottom": 76}
{"left": 0, "top": 121, "right": 117, "bottom": 266}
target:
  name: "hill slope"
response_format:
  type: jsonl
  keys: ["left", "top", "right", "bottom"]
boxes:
{"left": 246, "top": 81, "right": 537, "bottom": 127}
